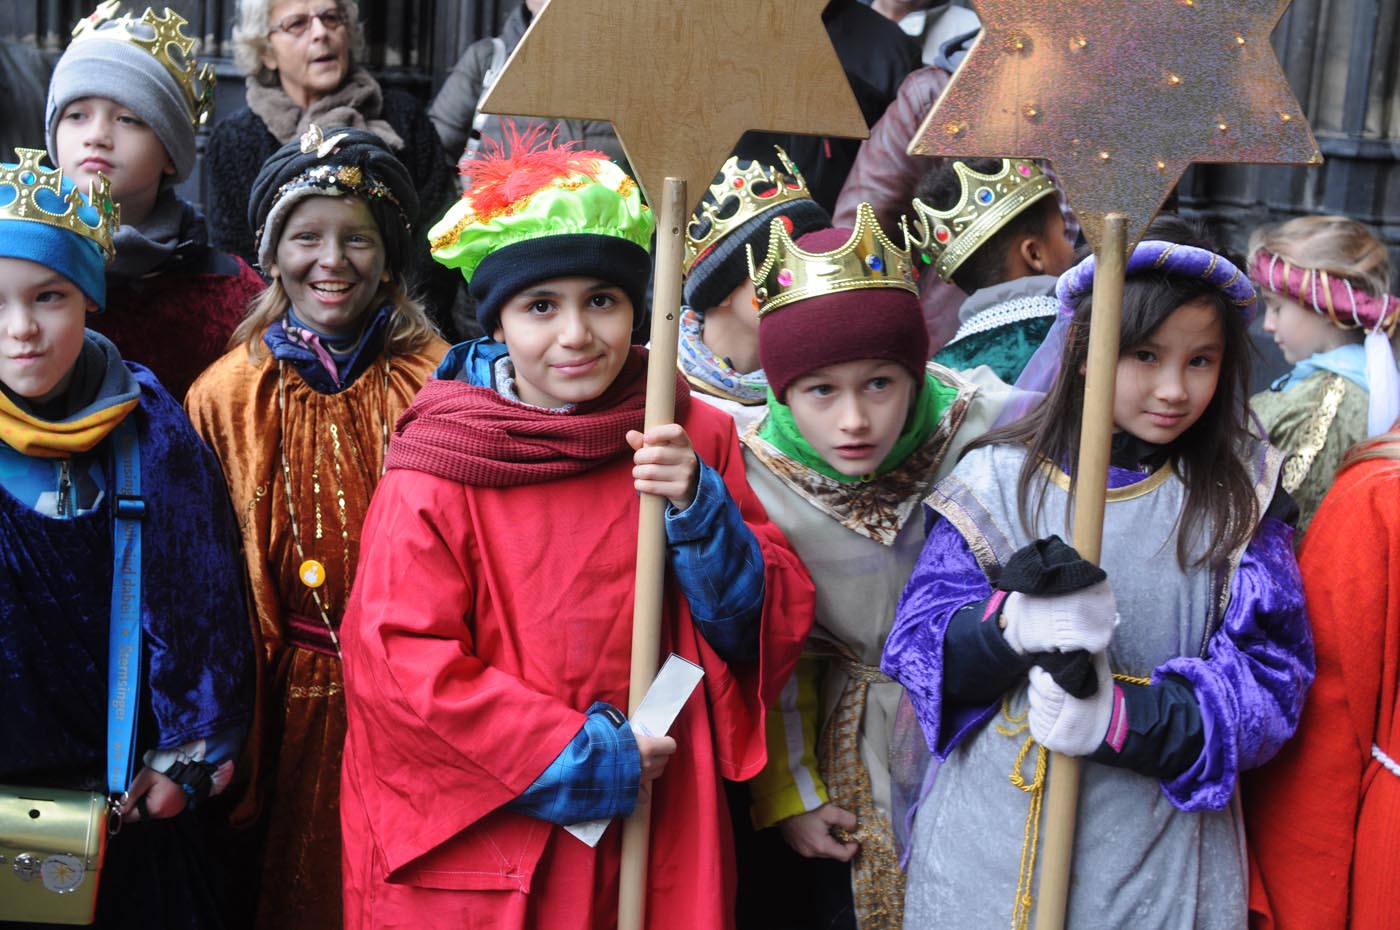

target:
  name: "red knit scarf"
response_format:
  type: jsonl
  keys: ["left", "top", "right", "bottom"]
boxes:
{"left": 386, "top": 348, "right": 692, "bottom": 487}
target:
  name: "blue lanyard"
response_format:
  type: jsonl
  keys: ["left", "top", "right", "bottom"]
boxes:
{"left": 107, "top": 419, "right": 144, "bottom": 797}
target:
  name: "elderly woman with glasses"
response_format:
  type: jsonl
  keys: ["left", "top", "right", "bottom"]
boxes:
{"left": 206, "top": 0, "right": 462, "bottom": 338}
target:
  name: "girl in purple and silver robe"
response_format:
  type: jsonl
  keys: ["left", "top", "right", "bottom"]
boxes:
{"left": 881, "top": 216, "right": 1314, "bottom": 930}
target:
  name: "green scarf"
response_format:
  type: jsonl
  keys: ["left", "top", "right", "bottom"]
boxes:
{"left": 757, "top": 370, "right": 958, "bottom": 483}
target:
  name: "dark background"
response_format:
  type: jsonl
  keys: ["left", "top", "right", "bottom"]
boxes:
{"left": 4, "top": 0, "right": 1397, "bottom": 387}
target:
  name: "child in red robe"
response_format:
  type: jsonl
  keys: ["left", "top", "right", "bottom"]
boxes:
{"left": 338, "top": 132, "right": 815, "bottom": 930}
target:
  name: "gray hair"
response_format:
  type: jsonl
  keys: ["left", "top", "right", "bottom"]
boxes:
{"left": 231, "top": 0, "right": 367, "bottom": 86}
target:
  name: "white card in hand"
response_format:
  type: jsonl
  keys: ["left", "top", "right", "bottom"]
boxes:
{"left": 564, "top": 653, "right": 704, "bottom": 846}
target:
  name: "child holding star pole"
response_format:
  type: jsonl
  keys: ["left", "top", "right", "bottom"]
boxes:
{"left": 337, "top": 131, "right": 814, "bottom": 930}
{"left": 882, "top": 215, "right": 1313, "bottom": 929}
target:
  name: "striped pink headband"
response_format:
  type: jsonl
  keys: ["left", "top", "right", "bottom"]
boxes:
{"left": 1250, "top": 249, "right": 1399, "bottom": 333}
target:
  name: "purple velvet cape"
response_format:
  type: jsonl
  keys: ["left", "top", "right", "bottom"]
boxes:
{"left": 881, "top": 461, "right": 1313, "bottom": 812}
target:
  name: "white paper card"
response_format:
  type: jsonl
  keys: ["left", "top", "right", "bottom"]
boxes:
{"left": 564, "top": 654, "right": 704, "bottom": 846}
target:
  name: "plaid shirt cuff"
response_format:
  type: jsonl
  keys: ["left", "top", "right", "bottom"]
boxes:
{"left": 666, "top": 461, "right": 764, "bottom": 662}
{"left": 507, "top": 702, "right": 641, "bottom": 825}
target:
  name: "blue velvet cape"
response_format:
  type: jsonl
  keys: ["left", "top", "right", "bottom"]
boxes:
{"left": 0, "top": 363, "right": 253, "bottom": 790}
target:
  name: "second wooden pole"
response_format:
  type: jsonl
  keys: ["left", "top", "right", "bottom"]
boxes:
{"left": 1033, "top": 213, "right": 1128, "bottom": 930}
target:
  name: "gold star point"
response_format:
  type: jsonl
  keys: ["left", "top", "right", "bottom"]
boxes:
{"left": 480, "top": 0, "right": 868, "bottom": 212}
{"left": 911, "top": 0, "right": 1321, "bottom": 251}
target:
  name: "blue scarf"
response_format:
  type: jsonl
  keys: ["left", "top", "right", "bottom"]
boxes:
{"left": 263, "top": 305, "right": 393, "bottom": 393}
{"left": 1271, "top": 343, "right": 1368, "bottom": 393}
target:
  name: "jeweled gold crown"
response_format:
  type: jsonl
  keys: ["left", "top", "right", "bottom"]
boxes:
{"left": 0, "top": 149, "right": 120, "bottom": 260}
{"left": 910, "top": 158, "right": 1056, "bottom": 281}
{"left": 71, "top": 1, "right": 216, "bottom": 128}
{"left": 747, "top": 201, "right": 917, "bottom": 317}
{"left": 684, "top": 146, "right": 813, "bottom": 273}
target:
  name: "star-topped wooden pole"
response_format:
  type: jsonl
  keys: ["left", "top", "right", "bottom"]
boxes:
{"left": 906, "top": 2, "right": 1320, "bottom": 928}
{"left": 479, "top": 3, "right": 866, "bottom": 928}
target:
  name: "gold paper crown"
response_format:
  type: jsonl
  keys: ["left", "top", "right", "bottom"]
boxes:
{"left": 684, "top": 146, "right": 813, "bottom": 274}
{"left": 0, "top": 149, "right": 121, "bottom": 260}
{"left": 910, "top": 158, "right": 1057, "bottom": 281}
{"left": 747, "top": 202, "right": 917, "bottom": 317}
{"left": 71, "top": 1, "right": 216, "bottom": 128}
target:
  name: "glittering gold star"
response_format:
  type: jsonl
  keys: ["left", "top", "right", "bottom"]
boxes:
{"left": 909, "top": 0, "right": 1321, "bottom": 251}
{"left": 479, "top": 0, "right": 868, "bottom": 212}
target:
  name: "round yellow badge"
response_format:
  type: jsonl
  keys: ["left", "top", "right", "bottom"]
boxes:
{"left": 299, "top": 559, "right": 326, "bottom": 589}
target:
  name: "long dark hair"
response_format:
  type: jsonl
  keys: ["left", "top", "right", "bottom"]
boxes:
{"left": 970, "top": 215, "right": 1261, "bottom": 568}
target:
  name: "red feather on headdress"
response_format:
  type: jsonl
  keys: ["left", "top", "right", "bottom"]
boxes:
{"left": 458, "top": 122, "right": 611, "bottom": 217}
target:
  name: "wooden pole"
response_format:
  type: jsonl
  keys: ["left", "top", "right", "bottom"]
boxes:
{"left": 1033, "top": 213, "right": 1128, "bottom": 930}
{"left": 617, "top": 177, "right": 687, "bottom": 930}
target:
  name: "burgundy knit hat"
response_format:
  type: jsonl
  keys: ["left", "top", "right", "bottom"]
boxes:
{"left": 758, "top": 225, "right": 929, "bottom": 401}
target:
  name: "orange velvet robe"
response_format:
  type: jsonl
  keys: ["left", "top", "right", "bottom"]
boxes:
{"left": 1246, "top": 456, "right": 1400, "bottom": 930}
{"left": 186, "top": 335, "right": 447, "bottom": 930}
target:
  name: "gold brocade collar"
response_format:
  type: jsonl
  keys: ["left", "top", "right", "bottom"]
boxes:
{"left": 1037, "top": 458, "right": 1175, "bottom": 502}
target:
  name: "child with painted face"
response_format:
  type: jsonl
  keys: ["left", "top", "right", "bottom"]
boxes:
{"left": 883, "top": 215, "right": 1314, "bottom": 929}
{"left": 0, "top": 152, "right": 252, "bottom": 926}
{"left": 336, "top": 132, "right": 814, "bottom": 930}
{"left": 184, "top": 126, "right": 447, "bottom": 930}
{"left": 1248, "top": 215, "right": 1399, "bottom": 538}
{"left": 46, "top": 4, "right": 265, "bottom": 399}
{"left": 736, "top": 204, "right": 1004, "bottom": 929}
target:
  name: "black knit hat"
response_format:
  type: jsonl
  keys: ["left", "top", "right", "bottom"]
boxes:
{"left": 470, "top": 234, "right": 653, "bottom": 340}
{"left": 249, "top": 126, "right": 418, "bottom": 274}
{"left": 683, "top": 198, "right": 830, "bottom": 313}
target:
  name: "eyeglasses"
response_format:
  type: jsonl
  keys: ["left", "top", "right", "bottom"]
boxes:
{"left": 269, "top": 8, "right": 346, "bottom": 37}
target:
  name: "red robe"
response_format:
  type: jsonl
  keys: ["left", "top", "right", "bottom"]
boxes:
{"left": 339, "top": 393, "right": 814, "bottom": 930}
{"left": 1246, "top": 456, "right": 1400, "bottom": 930}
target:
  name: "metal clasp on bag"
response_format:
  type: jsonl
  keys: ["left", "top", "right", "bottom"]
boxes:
{"left": 106, "top": 793, "right": 124, "bottom": 836}
{"left": 11, "top": 852, "right": 39, "bottom": 881}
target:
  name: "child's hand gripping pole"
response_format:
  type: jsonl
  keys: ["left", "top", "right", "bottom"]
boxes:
{"left": 619, "top": 177, "right": 687, "bottom": 930}
{"left": 1034, "top": 213, "right": 1128, "bottom": 930}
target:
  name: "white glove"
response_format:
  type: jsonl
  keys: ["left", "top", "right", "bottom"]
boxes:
{"left": 1000, "top": 580, "right": 1118, "bottom": 655}
{"left": 1027, "top": 652, "right": 1115, "bottom": 756}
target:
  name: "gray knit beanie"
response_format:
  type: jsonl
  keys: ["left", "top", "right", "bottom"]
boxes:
{"left": 45, "top": 9, "right": 208, "bottom": 184}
